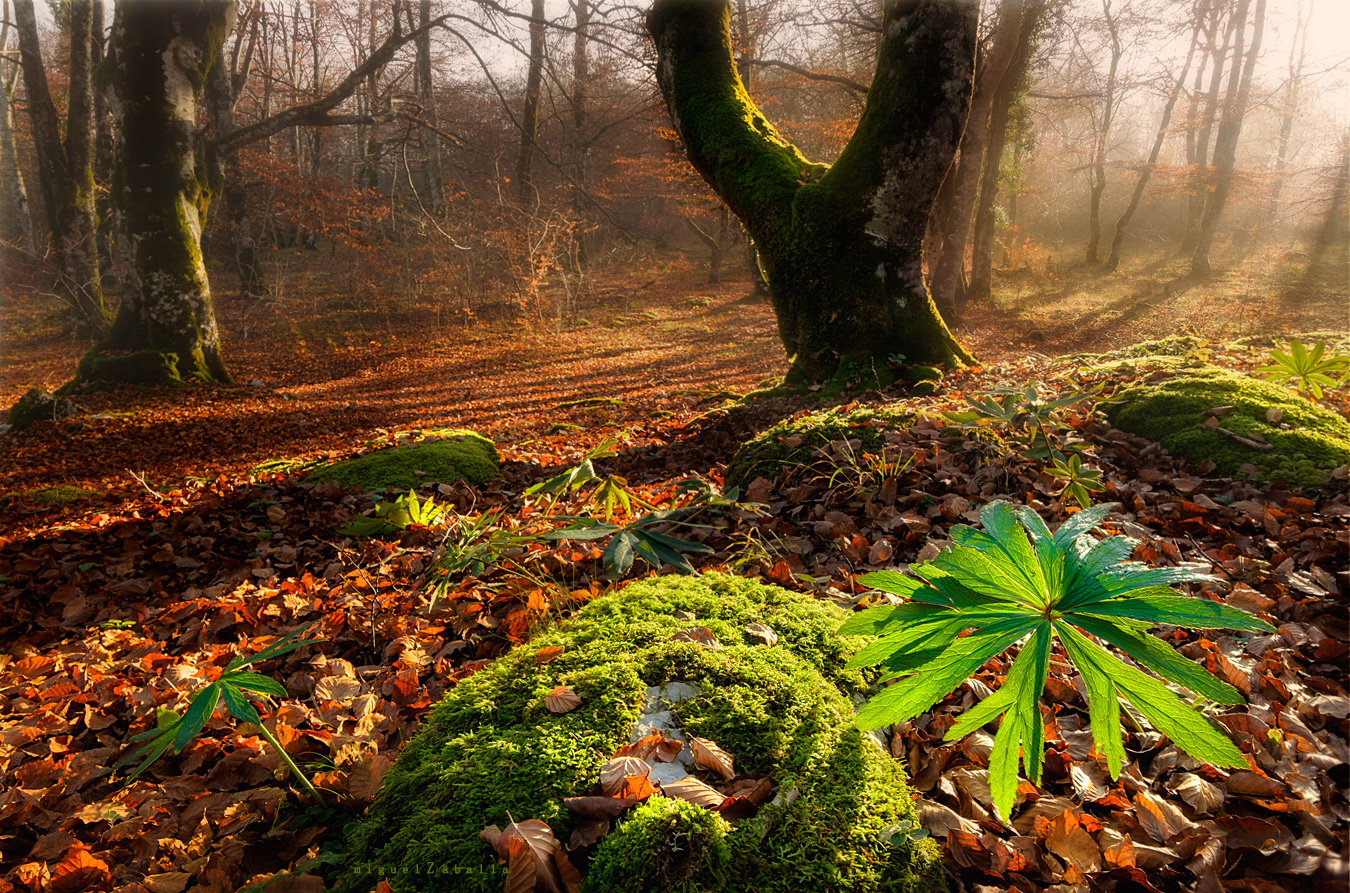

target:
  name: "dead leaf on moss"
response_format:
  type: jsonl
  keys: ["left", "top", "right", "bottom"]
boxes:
{"left": 671, "top": 627, "right": 722, "bottom": 650}
{"left": 600, "top": 756, "right": 650, "bottom": 795}
{"left": 544, "top": 686, "right": 581, "bottom": 714}
{"left": 743, "top": 622, "right": 778, "bottom": 646}
{"left": 534, "top": 646, "right": 564, "bottom": 664}
{"left": 661, "top": 776, "right": 726, "bottom": 809}
{"left": 689, "top": 737, "right": 735, "bottom": 781}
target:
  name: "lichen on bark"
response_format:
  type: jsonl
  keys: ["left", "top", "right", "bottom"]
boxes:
{"left": 75, "top": 0, "right": 235, "bottom": 388}
{"left": 648, "top": 0, "right": 977, "bottom": 385}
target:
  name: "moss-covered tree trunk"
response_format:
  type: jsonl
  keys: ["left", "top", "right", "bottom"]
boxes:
{"left": 648, "top": 0, "right": 976, "bottom": 385}
{"left": 13, "top": 0, "right": 108, "bottom": 333}
{"left": 81, "top": 0, "right": 235, "bottom": 387}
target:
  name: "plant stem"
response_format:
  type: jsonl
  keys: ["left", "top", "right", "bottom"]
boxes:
{"left": 256, "top": 720, "right": 327, "bottom": 806}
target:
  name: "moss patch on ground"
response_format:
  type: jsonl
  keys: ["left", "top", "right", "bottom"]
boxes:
{"left": 0, "top": 485, "right": 101, "bottom": 509}
{"left": 726, "top": 405, "right": 915, "bottom": 488}
{"left": 306, "top": 430, "right": 500, "bottom": 491}
{"left": 1106, "top": 366, "right": 1350, "bottom": 487}
{"left": 335, "top": 574, "right": 944, "bottom": 893}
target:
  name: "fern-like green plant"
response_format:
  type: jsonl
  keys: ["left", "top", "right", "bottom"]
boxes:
{"left": 1044, "top": 453, "right": 1106, "bottom": 508}
{"left": 843, "top": 501, "right": 1273, "bottom": 821}
{"left": 113, "top": 624, "right": 325, "bottom": 802}
{"left": 340, "top": 490, "right": 449, "bottom": 536}
{"left": 1257, "top": 339, "right": 1349, "bottom": 399}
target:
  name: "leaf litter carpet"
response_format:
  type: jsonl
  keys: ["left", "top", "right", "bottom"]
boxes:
{"left": 0, "top": 271, "right": 1346, "bottom": 893}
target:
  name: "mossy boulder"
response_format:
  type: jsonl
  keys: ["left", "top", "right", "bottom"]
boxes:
{"left": 307, "top": 430, "right": 500, "bottom": 491}
{"left": 726, "top": 405, "right": 915, "bottom": 488}
{"left": 6, "top": 389, "right": 85, "bottom": 432}
{"left": 1106, "top": 366, "right": 1350, "bottom": 487}
{"left": 335, "top": 574, "right": 944, "bottom": 893}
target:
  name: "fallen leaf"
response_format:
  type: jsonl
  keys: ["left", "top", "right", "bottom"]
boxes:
{"left": 50, "top": 844, "right": 109, "bottom": 893}
{"left": 743, "top": 622, "right": 778, "bottom": 646}
{"left": 689, "top": 737, "right": 735, "bottom": 781}
{"left": 1040, "top": 809, "right": 1101, "bottom": 873}
{"left": 672, "top": 627, "right": 722, "bottom": 650}
{"left": 661, "top": 776, "right": 726, "bottom": 809}
{"left": 563, "top": 796, "right": 642, "bottom": 819}
{"left": 545, "top": 686, "right": 582, "bottom": 714}
{"left": 1172, "top": 772, "right": 1225, "bottom": 814}
{"left": 600, "top": 756, "right": 650, "bottom": 795}
{"left": 534, "top": 646, "right": 564, "bottom": 664}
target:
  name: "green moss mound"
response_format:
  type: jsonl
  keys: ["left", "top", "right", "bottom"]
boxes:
{"left": 335, "top": 574, "right": 944, "bottom": 893}
{"left": 306, "top": 430, "right": 500, "bottom": 491}
{"left": 726, "top": 406, "right": 915, "bottom": 487}
{"left": 1107, "top": 367, "right": 1350, "bottom": 487}
{"left": 587, "top": 798, "right": 732, "bottom": 893}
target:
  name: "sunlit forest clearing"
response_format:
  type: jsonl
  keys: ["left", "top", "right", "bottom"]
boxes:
{"left": 1, "top": 1, "right": 1347, "bottom": 892}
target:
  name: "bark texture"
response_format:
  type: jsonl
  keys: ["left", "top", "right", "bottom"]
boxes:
{"left": 515, "top": 0, "right": 546, "bottom": 207}
{"left": 648, "top": 0, "right": 976, "bottom": 385}
{"left": 0, "top": 5, "right": 35, "bottom": 253}
{"left": 929, "top": 0, "right": 1027, "bottom": 316}
{"left": 83, "top": 0, "right": 236, "bottom": 387}
{"left": 13, "top": 0, "right": 108, "bottom": 332}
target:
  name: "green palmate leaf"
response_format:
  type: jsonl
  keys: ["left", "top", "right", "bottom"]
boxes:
{"left": 604, "top": 531, "right": 637, "bottom": 576}
{"left": 1069, "top": 615, "right": 1244, "bottom": 705}
{"left": 845, "top": 499, "right": 1267, "bottom": 814}
{"left": 855, "top": 618, "right": 1036, "bottom": 729}
{"left": 174, "top": 683, "right": 222, "bottom": 752}
{"left": 1057, "top": 623, "right": 1246, "bottom": 770}
{"left": 838, "top": 601, "right": 949, "bottom": 637}
{"left": 1083, "top": 594, "right": 1274, "bottom": 632}
{"left": 856, "top": 570, "right": 926, "bottom": 600}
{"left": 221, "top": 682, "right": 262, "bottom": 725}
{"left": 225, "top": 672, "right": 288, "bottom": 699}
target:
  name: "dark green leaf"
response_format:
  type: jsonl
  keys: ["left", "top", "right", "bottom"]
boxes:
{"left": 173, "top": 683, "right": 221, "bottom": 752}
{"left": 221, "top": 683, "right": 262, "bottom": 725}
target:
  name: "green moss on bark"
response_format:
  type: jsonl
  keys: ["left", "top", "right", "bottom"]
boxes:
{"left": 647, "top": 0, "right": 975, "bottom": 384}
{"left": 335, "top": 574, "right": 944, "bottom": 893}
{"left": 73, "top": 350, "right": 182, "bottom": 388}
{"left": 1107, "top": 367, "right": 1350, "bottom": 486}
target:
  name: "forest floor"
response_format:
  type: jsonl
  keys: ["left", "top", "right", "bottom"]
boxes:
{"left": 0, "top": 242, "right": 1346, "bottom": 893}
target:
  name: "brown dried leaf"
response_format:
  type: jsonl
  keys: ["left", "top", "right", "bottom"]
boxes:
{"left": 661, "top": 776, "right": 727, "bottom": 809}
{"left": 499, "top": 819, "right": 564, "bottom": 893}
{"left": 314, "top": 675, "right": 363, "bottom": 703}
{"left": 348, "top": 753, "right": 392, "bottom": 802}
{"left": 690, "top": 737, "right": 735, "bottom": 781}
{"left": 1069, "top": 761, "right": 1109, "bottom": 802}
{"left": 721, "top": 775, "right": 774, "bottom": 805}
{"left": 1172, "top": 772, "right": 1225, "bottom": 814}
{"left": 1225, "top": 770, "right": 1288, "bottom": 798}
{"left": 142, "top": 872, "right": 191, "bottom": 893}
{"left": 916, "top": 798, "right": 978, "bottom": 837}
{"left": 49, "top": 844, "right": 109, "bottom": 893}
{"left": 652, "top": 736, "right": 684, "bottom": 763}
{"left": 545, "top": 685, "right": 582, "bottom": 714}
{"left": 672, "top": 627, "right": 722, "bottom": 650}
{"left": 534, "top": 646, "right": 564, "bottom": 665}
{"left": 600, "top": 756, "right": 650, "bottom": 795}
{"left": 1133, "top": 790, "right": 1191, "bottom": 843}
{"left": 614, "top": 774, "right": 656, "bottom": 801}
{"left": 567, "top": 820, "right": 610, "bottom": 851}
{"left": 743, "top": 622, "right": 778, "bottom": 646}
{"left": 1041, "top": 810, "right": 1101, "bottom": 873}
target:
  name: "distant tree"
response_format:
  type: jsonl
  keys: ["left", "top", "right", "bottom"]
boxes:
{"left": 648, "top": 0, "right": 976, "bottom": 384}
{"left": 0, "top": 0, "right": 36, "bottom": 253}
{"left": 12, "top": 0, "right": 107, "bottom": 333}
{"left": 1191, "top": 0, "right": 1265, "bottom": 276}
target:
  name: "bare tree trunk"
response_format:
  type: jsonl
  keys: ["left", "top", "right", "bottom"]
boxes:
{"left": 1182, "top": 4, "right": 1236, "bottom": 252}
{"left": 91, "top": 0, "right": 116, "bottom": 281}
{"left": 13, "top": 0, "right": 108, "bottom": 333}
{"left": 416, "top": 0, "right": 444, "bottom": 209}
{"left": 206, "top": 33, "right": 266, "bottom": 299}
{"left": 516, "top": 0, "right": 546, "bottom": 207}
{"left": 649, "top": 0, "right": 976, "bottom": 384}
{"left": 77, "top": 0, "right": 236, "bottom": 388}
{"left": 1191, "top": 0, "right": 1265, "bottom": 276}
{"left": 1085, "top": 0, "right": 1122, "bottom": 265}
{"left": 0, "top": 0, "right": 35, "bottom": 252}
{"left": 1265, "top": 0, "right": 1311, "bottom": 227}
{"left": 966, "top": 6, "right": 1042, "bottom": 308}
{"left": 571, "top": 0, "right": 591, "bottom": 263}
{"left": 929, "top": 0, "right": 1027, "bottom": 316}
{"left": 734, "top": 0, "right": 769, "bottom": 295}
{"left": 1103, "top": 20, "right": 1199, "bottom": 272}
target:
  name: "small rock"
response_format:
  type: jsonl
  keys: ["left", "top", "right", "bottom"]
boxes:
{"left": 646, "top": 761, "right": 688, "bottom": 787}
{"left": 249, "top": 379, "right": 268, "bottom": 388}
{"left": 7, "top": 389, "right": 84, "bottom": 432}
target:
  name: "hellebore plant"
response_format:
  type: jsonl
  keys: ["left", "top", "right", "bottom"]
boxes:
{"left": 844, "top": 501, "right": 1272, "bottom": 821}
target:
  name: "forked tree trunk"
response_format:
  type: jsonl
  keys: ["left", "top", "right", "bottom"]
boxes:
{"left": 1192, "top": 0, "right": 1265, "bottom": 276}
{"left": 13, "top": 0, "right": 108, "bottom": 333}
{"left": 648, "top": 0, "right": 976, "bottom": 385}
{"left": 929, "top": 0, "right": 1027, "bottom": 316}
{"left": 77, "top": 0, "right": 236, "bottom": 387}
